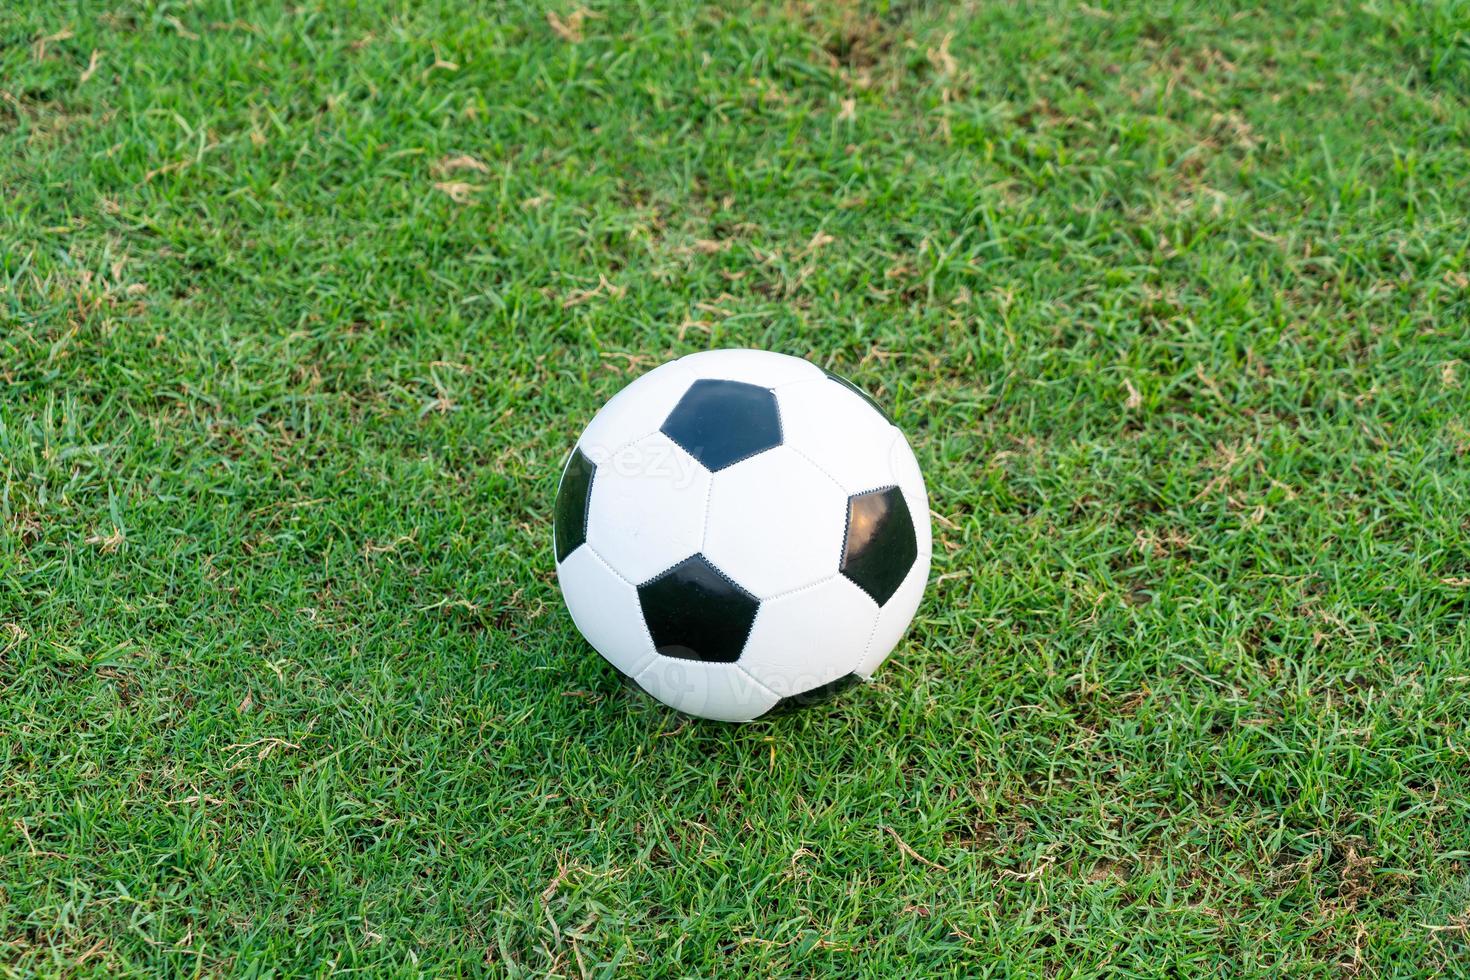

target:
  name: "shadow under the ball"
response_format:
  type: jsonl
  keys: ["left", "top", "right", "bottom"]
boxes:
{"left": 610, "top": 665, "right": 654, "bottom": 699}
{"left": 763, "top": 672, "right": 864, "bottom": 716}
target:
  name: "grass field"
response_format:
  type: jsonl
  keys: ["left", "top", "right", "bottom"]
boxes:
{"left": 4, "top": 0, "right": 1470, "bottom": 974}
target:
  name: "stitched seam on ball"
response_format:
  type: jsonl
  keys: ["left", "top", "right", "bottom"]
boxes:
{"left": 640, "top": 555, "right": 685, "bottom": 587}
{"left": 851, "top": 482, "right": 900, "bottom": 498}
{"left": 583, "top": 546, "right": 662, "bottom": 665}
{"left": 709, "top": 443, "right": 778, "bottom": 473}
{"left": 785, "top": 445, "right": 846, "bottom": 495}
{"left": 759, "top": 572, "right": 838, "bottom": 605}
{"left": 586, "top": 544, "right": 633, "bottom": 588}
{"left": 590, "top": 429, "right": 659, "bottom": 475}
{"left": 842, "top": 572, "right": 885, "bottom": 606}
{"left": 632, "top": 658, "right": 656, "bottom": 687}
{"left": 598, "top": 644, "right": 657, "bottom": 682}
{"left": 698, "top": 467, "right": 716, "bottom": 552}
{"left": 868, "top": 560, "right": 927, "bottom": 670}
{"left": 621, "top": 647, "right": 658, "bottom": 680}
{"left": 880, "top": 426, "right": 903, "bottom": 485}
{"left": 636, "top": 620, "right": 659, "bottom": 663}
{"left": 736, "top": 662, "right": 779, "bottom": 699}
{"left": 588, "top": 545, "right": 664, "bottom": 658}
{"left": 638, "top": 553, "right": 695, "bottom": 590}
{"left": 703, "top": 556, "right": 760, "bottom": 603}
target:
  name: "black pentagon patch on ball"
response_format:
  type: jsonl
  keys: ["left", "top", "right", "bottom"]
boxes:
{"left": 659, "top": 379, "right": 781, "bottom": 472}
{"left": 553, "top": 448, "right": 596, "bottom": 563}
{"left": 840, "top": 486, "right": 918, "bottom": 606}
{"left": 825, "top": 369, "right": 893, "bottom": 424}
{"left": 637, "top": 554, "right": 759, "bottom": 663}
{"left": 765, "top": 672, "right": 864, "bottom": 715}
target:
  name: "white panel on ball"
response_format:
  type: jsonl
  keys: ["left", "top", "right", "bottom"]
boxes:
{"left": 701, "top": 446, "right": 848, "bottom": 599}
{"left": 556, "top": 546, "right": 658, "bottom": 678}
{"left": 577, "top": 360, "right": 695, "bottom": 464}
{"left": 740, "top": 575, "right": 878, "bottom": 697}
{"left": 775, "top": 378, "right": 898, "bottom": 494}
{"left": 585, "top": 432, "right": 710, "bottom": 586}
{"left": 854, "top": 553, "right": 929, "bottom": 678}
{"left": 632, "top": 657, "right": 780, "bottom": 723}
{"left": 677, "top": 348, "right": 823, "bottom": 388}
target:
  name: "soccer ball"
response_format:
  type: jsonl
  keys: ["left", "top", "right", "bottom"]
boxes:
{"left": 553, "top": 349, "right": 930, "bottom": 722}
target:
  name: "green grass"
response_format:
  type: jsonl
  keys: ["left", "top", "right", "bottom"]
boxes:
{"left": 3, "top": 0, "right": 1470, "bottom": 974}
